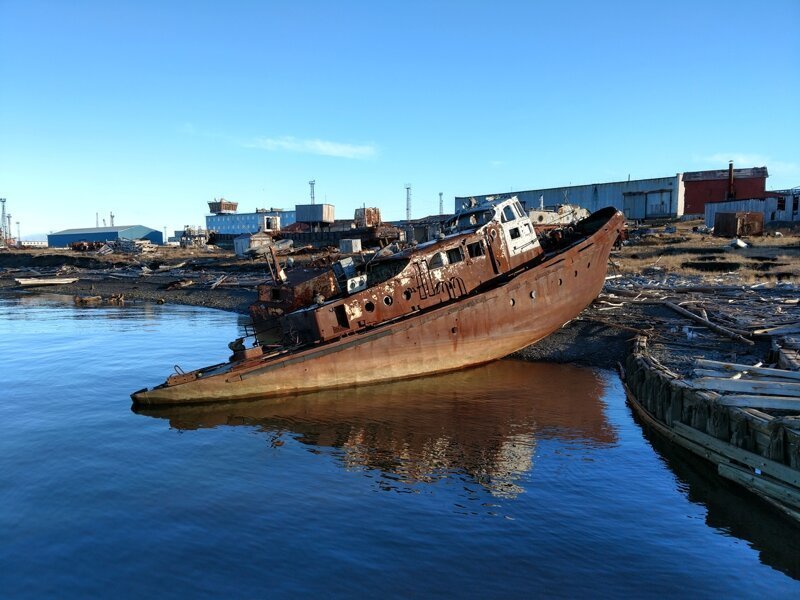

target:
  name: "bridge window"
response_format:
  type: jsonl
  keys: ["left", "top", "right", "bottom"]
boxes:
{"left": 467, "top": 241, "right": 484, "bottom": 258}
{"left": 502, "top": 206, "right": 516, "bottom": 223}
{"left": 446, "top": 247, "right": 464, "bottom": 264}
{"left": 429, "top": 252, "right": 445, "bottom": 269}
{"left": 509, "top": 227, "right": 521, "bottom": 240}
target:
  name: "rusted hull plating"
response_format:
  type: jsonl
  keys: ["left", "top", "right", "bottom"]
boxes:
{"left": 132, "top": 211, "right": 624, "bottom": 405}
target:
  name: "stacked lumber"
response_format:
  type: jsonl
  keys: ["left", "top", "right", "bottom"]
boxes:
{"left": 690, "top": 359, "right": 800, "bottom": 411}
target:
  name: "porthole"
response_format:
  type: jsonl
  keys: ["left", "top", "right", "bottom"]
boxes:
{"left": 451, "top": 327, "right": 458, "bottom": 334}
{"left": 510, "top": 298, "right": 515, "bottom": 306}
{"left": 530, "top": 291, "right": 536, "bottom": 299}
{"left": 574, "top": 270, "right": 578, "bottom": 277}
{"left": 365, "top": 301, "right": 375, "bottom": 312}
{"left": 383, "top": 296, "right": 393, "bottom": 306}
{"left": 403, "top": 289, "right": 413, "bottom": 301}
{"left": 558, "top": 278, "right": 563, "bottom": 286}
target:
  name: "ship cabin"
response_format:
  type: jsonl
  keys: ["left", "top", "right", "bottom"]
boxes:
{"left": 280, "top": 197, "right": 544, "bottom": 345}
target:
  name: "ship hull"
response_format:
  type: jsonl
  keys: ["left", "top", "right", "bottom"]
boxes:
{"left": 132, "top": 210, "right": 624, "bottom": 406}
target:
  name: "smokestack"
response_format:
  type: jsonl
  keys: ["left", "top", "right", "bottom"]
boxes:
{"left": 728, "top": 160, "right": 735, "bottom": 199}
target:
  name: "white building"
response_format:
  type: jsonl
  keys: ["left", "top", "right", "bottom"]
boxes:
{"left": 456, "top": 175, "right": 686, "bottom": 220}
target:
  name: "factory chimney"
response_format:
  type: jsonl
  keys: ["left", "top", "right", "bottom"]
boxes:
{"left": 728, "top": 160, "right": 735, "bottom": 199}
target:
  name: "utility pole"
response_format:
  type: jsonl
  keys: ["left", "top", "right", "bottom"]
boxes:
{"left": 309, "top": 180, "right": 316, "bottom": 205}
{"left": 405, "top": 184, "right": 412, "bottom": 221}
{"left": 439, "top": 192, "right": 443, "bottom": 215}
{"left": 110, "top": 212, "right": 115, "bottom": 227}
{"left": 16, "top": 221, "right": 20, "bottom": 246}
{"left": 6, "top": 214, "right": 11, "bottom": 243}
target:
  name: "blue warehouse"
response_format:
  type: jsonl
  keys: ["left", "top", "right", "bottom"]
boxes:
{"left": 47, "top": 225, "right": 164, "bottom": 248}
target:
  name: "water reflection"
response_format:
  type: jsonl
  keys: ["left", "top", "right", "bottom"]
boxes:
{"left": 637, "top": 419, "right": 800, "bottom": 579}
{"left": 136, "top": 360, "right": 616, "bottom": 497}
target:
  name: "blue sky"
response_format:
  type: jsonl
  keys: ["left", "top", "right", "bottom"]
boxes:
{"left": 1, "top": 0, "right": 798, "bottom": 238}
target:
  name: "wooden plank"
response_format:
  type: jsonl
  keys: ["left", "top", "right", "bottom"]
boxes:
{"left": 673, "top": 421, "right": 800, "bottom": 488}
{"left": 718, "top": 463, "right": 800, "bottom": 511}
{"left": 753, "top": 322, "right": 800, "bottom": 336}
{"left": 692, "top": 369, "right": 800, "bottom": 383}
{"left": 692, "top": 377, "right": 800, "bottom": 397}
{"left": 717, "top": 395, "right": 800, "bottom": 411}
{"left": 663, "top": 301, "right": 754, "bottom": 345}
{"left": 694, "top": 359, "right": 800, "bottom": 381}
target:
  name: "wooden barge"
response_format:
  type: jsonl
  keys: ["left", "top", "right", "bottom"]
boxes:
{"left": 623, "top": 332, "right": 800, "bottom": 522}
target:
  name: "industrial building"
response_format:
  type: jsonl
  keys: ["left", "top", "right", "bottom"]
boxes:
{"left": 456, "top": 174, "right": 685, "bottom": 221}
{"left": 47, "top": 225, "right": 163, "bottom": 248}
{"left": 205, "top": 199, "right": 296, "bottom": 235}
{"left": 683, "top": 166, "right": 769, "bottom": 215}
{"left": 455, "top": 164, "right": 771, "bottom": 221}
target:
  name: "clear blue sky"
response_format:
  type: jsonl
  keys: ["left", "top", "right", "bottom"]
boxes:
{"left": 1, "top": 0, "right": 798, "bottom": 239}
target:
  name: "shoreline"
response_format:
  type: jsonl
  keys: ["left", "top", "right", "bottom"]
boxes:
{"left": 0, "top": 274, "right": 636, "bottom": 370}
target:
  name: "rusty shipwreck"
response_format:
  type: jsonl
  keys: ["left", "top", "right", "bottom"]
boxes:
{"left": 132, "top": 198, "right": 625, "bottom": 406}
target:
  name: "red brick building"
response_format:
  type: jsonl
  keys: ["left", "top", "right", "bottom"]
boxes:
{"left": 683, "top": 166, "right": 768, "bottom": 215}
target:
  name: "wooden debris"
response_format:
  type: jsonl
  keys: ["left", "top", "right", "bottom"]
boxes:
{"left": 694, "top": 359, "right": 800, "bottom": 382}
{"left": 662, "top": 301, "right": 754, "bottom": 345}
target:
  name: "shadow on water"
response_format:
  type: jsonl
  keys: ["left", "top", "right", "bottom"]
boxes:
{"left": 136, "top": 360, "right": 616, "bottom": 497}
{"left": 632, "top": 411, "right": 800, "bottom": 579}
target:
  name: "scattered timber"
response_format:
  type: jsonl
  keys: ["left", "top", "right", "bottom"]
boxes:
{"left": 15, "top": 277, "right": 79, "bottom": 287}
{"left": 663, "top": 301, "right": 754, "bottom": 346}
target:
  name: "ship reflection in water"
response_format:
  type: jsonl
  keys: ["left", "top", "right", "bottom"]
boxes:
{"left": 136, "top": 360, "right": 615, "bottom": 497}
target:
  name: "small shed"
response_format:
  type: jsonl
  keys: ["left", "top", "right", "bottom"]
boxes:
{"left": 234, "top": 230, "right": 273, "bottom": 257}
{"left": 713, "top": 212, "right": 764, "bottom": 237}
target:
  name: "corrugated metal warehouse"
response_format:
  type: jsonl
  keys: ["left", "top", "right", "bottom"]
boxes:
{"left": 47, "top": 225, "right": 163, "bottom": 248}
{"left": 456, "top": 175, "right": 685, "bottom": 220}
{"left": 704, "top": 196, "right": 800, "bottom": 228}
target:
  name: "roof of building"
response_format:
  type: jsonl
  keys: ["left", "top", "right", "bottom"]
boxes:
{"left": 455, "top": 175, "right": 682, "bottom": 200}
{"left": 49, "top": 225, "right": 152, "bottom": 236}
{"left": 408, "top": 214, "right": 454, "bottom": 225}
{"left": 683, "top": 167, "right": 768, "bottom": 182}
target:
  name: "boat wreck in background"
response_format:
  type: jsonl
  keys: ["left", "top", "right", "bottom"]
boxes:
{"left": 132, "top": 198, "right": 625, "bottom": 405}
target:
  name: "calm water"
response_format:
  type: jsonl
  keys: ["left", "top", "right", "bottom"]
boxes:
{"left": 1, "top": 293, "right": 799, "bottom": 598}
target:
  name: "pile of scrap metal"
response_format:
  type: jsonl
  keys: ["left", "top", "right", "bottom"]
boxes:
{"left": 528, "top": 203, "right": 590, "bottom": 227}
{"left": 70, "top": 241, "right": 107, "bottom": 252}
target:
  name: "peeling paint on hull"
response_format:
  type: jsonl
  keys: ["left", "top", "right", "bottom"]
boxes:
{"left": 132, "top": 211, "right": 624, "bottom": 406}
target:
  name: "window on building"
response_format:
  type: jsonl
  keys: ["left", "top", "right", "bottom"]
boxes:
{"left": 777, "top": 197, "right": 786, "bottom": 211}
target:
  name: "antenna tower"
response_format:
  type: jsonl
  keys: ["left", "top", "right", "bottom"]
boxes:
{"left": 439, "top": 192, "right": 443, "bottom": 215}
{"left": 309, "top": 180, "right": 316, "bottom": 205}
{"left": 110, "top": 212, "right": 115, "bottom": 227}
{"left": 0, "top": 198, "right": 6, "bottom": 244}
{"left": 6, "top": 214, "right": 12, "bottom": 243}
{"left": 405, "top": 184, "right": 412, "bottom": 221}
